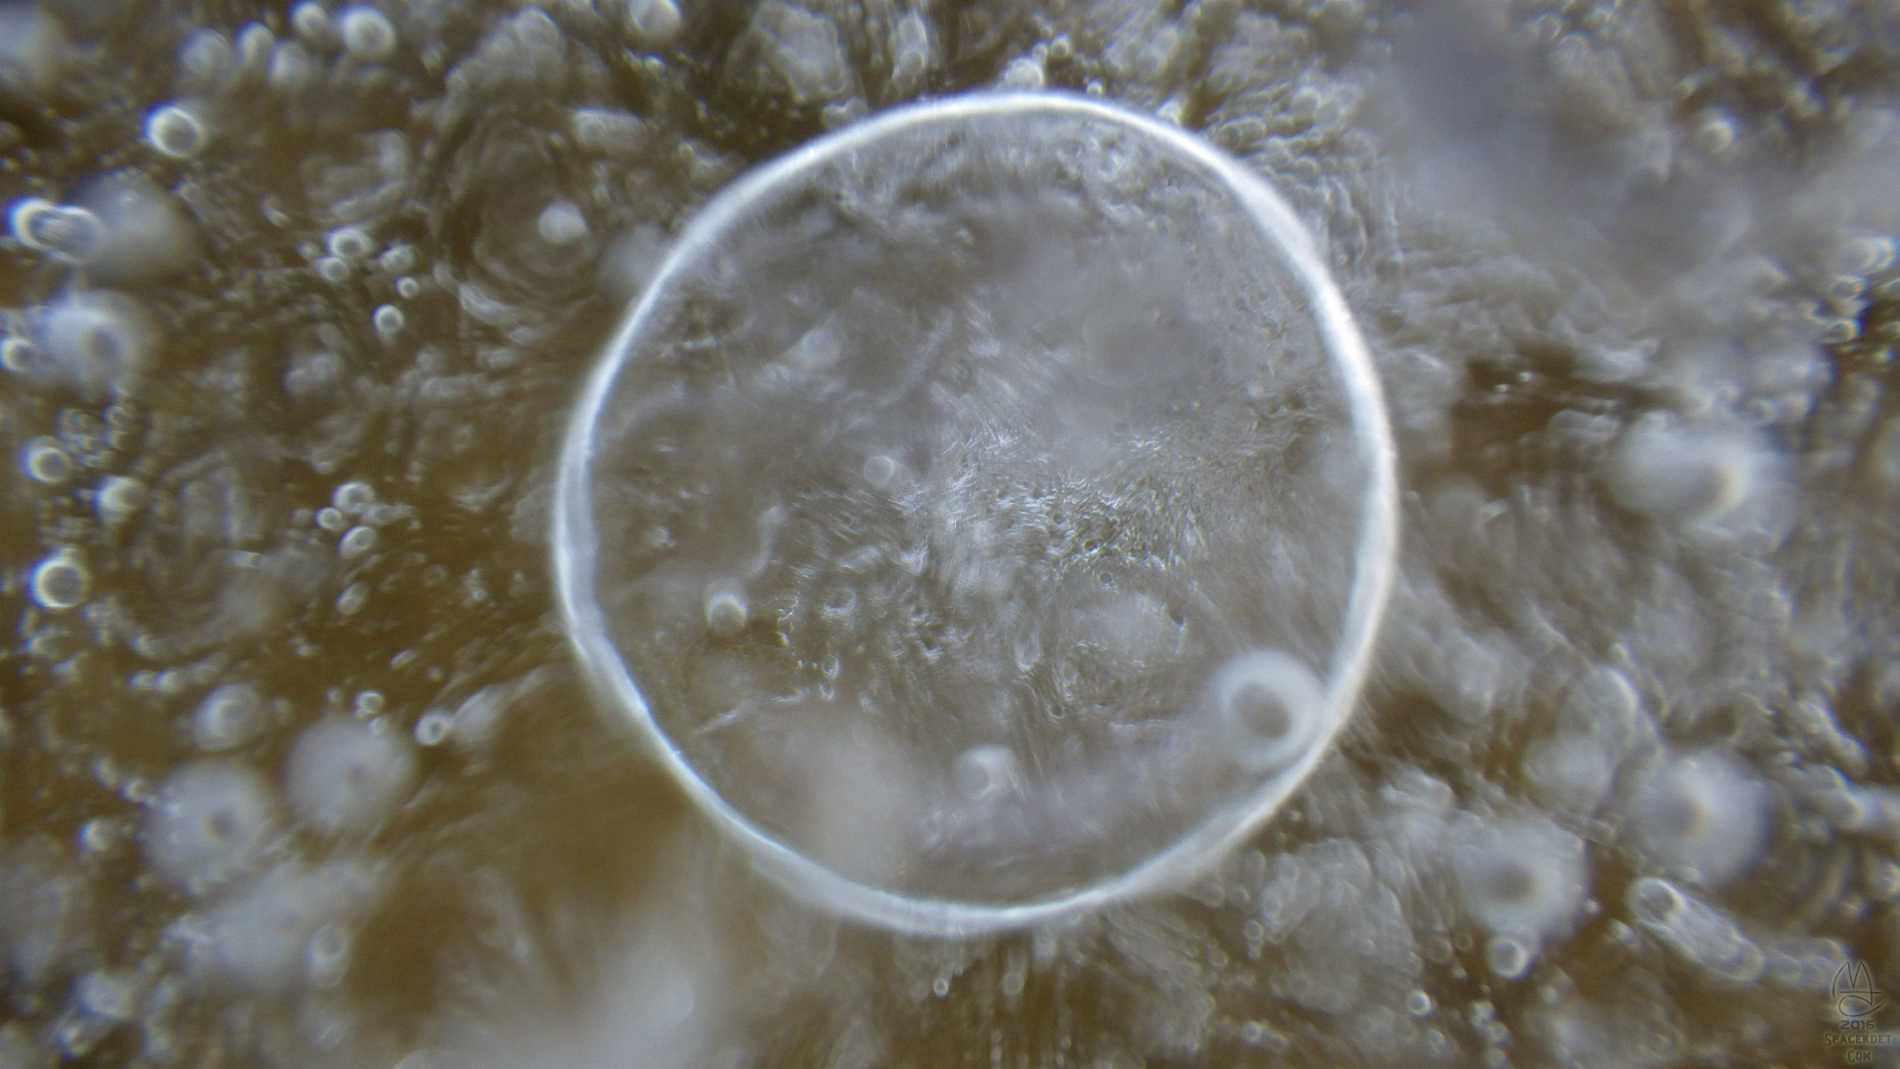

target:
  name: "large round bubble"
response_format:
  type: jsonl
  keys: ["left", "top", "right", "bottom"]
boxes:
{"left": 555, "top": 92, "right": 1396, "bottom": 934}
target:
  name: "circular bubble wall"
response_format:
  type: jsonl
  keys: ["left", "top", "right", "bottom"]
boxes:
{"left": 557, "top": 92, "right": 1395, "bottom": 932}
{"left": 4, "top": 0, "right": 1900, "bottom": 1066}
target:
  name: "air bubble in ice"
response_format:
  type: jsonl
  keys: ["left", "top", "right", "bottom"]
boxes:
{"left": 192, "top": 684, "right": 265, "bottom": 752}
{"left": 1484, "top": 934, "right": 1534, "bottom": 979}
{"left": 625, "top": 0, "right": 683, "bottom": 49}
{"left": 8, "top": 199, "right": 104, "bottom": 263}
{"left": 285, "top": 717, "right": 417, "bottom": 835}
{"left": 1453, "top": 818, "right": 1589, "bottom": 939}
{"left": 30, "top": 550, "right": 89, "bottom": 610}
{"left": 1208, "top": 650, "right": 1325, "bottom": 773}
{"left": 1604, "top": 416, "right": 1757, "bottom": 523}
{"left": 179, "top": 27, "right": 236, "bottom": 82}
{"left": 40, "top": 290, "right": 153, "bottom": 396}
{"left": 861, "top": 454, "right": 899, "bottom": 488}
{"left": 536, "top": 200, "right": 589, "bottom": 246}
{"left": 143, "top": 104, "right": 207, "bottom": 159}
{"left": 93, "top": 475, "right": 145, "bottom": 523}
{"left": 338, "top": 4, "right": 396, "bottom": 61}
{"left": 338, "top": 525, "right": 378, "bottom": 559}
{"left": 305, "top": 922, "right": 351, "bottom": 989}
{"left": 22, "top": 437, "right": 71, "bottom": 483}
{"left": 704, "top": 588, "right": 748, "bottom": 638}
{"left": 999, "top": 55, "right": 1045, "bottom": 90}
{"left": 291, "top": 1, "right": 333, "bottom": 46}
{"left": 1623, "top": 750, "right": 1768, "bottom": 888}
{"left": 142, "top": 761, "right": 279, "bottom": 895}
{"left": 72, "top": 172, "right": 197, "bottom": 282}
{"left": 373, "top": 304, "right": 404, "bottom": 340}
{"left": 1, "top": 336, "right": 43, "bottom": 374}
{"left": 326, "top": 226, "right": 375, "bottom": 262}
{"left": 412, "top": 709, "right": 454, "bottom": 746}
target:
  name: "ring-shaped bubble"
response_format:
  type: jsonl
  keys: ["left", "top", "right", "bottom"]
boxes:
{"left": 555, "top": 92, "right": 1397, "bottom": 935}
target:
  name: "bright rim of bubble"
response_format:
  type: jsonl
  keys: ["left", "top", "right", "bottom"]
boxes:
{"left": 553, "top": 92, "right": 1398, "bottom": 935}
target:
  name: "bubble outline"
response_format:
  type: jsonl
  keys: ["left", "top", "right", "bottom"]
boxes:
{"left": 553, "top": 91, "right": 1399, "bottom": 935}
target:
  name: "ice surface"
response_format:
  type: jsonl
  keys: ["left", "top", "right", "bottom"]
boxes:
{"left": 3, "top": 0, "right": 1897, "bottom": 1064}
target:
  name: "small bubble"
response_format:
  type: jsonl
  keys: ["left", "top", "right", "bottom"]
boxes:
{"left": 237, "top": 21, "right": 275, "bottom": 66}
{"left": 326, "top": 226, "right": 375, "bottom": 262}
{"left": 705, "top": 588, "right": 747, "bottom": 637}
{"left": 286, "top": 716, "right": 417, "bottom": 834}
{"left": 1692, "top": 113, "right": 1736, "bottom": 155}
{"left": 79, "top": 817, "right": 117, "bottom": 854}
{"left": 1626, "top": 876, "right": 1683, "bottom": 926}
{"left": 625, "top": 0, "right": 683, "bottom": 48}
{"left": 373, "top": 304, "right": 405, "bottom": 340}
{"left": 1209, "top": 649, "right": 1324, "bottom": 772}
{"left": 1828, "top": 274, "right": 1867, "bottom": 303}
{"left": 193, "top": 683, "right": 265, "bottom": 751}
{"left": 94, "top": 475, "right": 145, "bottom": 522}
{"left": 1484, "top": 935, "right": 1534, "bottom": 979}
{"left": 377, "top": 243, "right": 417, "bottom": 274}
{"left": 10, "top": 199, "right": 105, "bottom": 263}
{"left": 337, "top": 582, "right": 368, "bottom": 615}
{"left": 316, "top": 506, "right": 348, "bottom": 531}
{"left": 1840, "top": 236, "right": 1897, "bottom": 275}
{"left": 306, "top": 923, "right": 351, "bottom": 989}
{"left": 31, "top": 550, "right": 89, "bottom": 609}
{"left": 338, "top": 525, "right": 378, "bottom": 558}
{"left": 291, "top": 1, "right": 333, "bottom": 44}
{"left": 22, "top": 437, "right": 72, "bottom": 483}
{"left": 1406, "top": 990, "right": 1434, "bottom": 1018}
{"left": 338, "top": 4, "right": 397, "bottom": 61}
{"left": 144, "top": 760, "right": 278, "bottom": 893}
{"left": 144, "top": 104, "right": 207, "bottom": 159}
{"left": 413, "top": 709, "right": 454, "bottom": 746}
{"left": 862, "top": 454, "right": 899, "bottom": 487}
{"left": 181, "top": 27, "right": 236, "bottom": 80}
{"left": 395, "top": 275, "right": 420, "bottom": 299}
{"left": 333, "top": 480, "right": 376, "bottom": 514}
{"left": 316, "top": 256, "right": 351, "bottom": 283}
{"left": 41, "top": 291, "right": 155, "bottom": 395}
{"left": 2, "top": 336, "right": 43, "bottom": 374}
{"left": 354, "top": 689, "right": 385, "bottom": 714}
{"left": 8, "top": 197, "right": 58, "bottom": 249}
{"left": 536, "top": 200, "right": 589, "bottom": 246}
